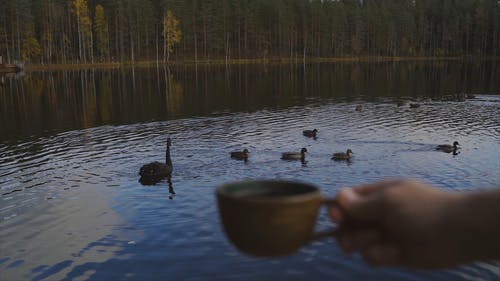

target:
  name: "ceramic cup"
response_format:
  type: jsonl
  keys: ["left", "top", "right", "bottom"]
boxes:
{"left": 216, "top": 180, "right": 335, "bottom": 257}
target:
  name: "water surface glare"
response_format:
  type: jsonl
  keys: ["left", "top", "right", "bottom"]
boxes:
{"left": 1, "top": 63, "right": 500, "bottom": 281}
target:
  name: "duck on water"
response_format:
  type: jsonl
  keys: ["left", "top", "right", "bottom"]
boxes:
{"left": 332, "top": 149, "right": 353, "bottom": 161}
{"left": 436, "top": 141, "right": 460, "bottom": 153}
{"left": 230, "top": 149, "right": 249, "bottom": 160}
{"left": 139, "top": 138, "right": 173, "bottom": 185}
{"left": 303, "top": 129, "right": 318, "bottom": 138}
{"left": 281, "top": 148, "right": 307, "bottom": 161}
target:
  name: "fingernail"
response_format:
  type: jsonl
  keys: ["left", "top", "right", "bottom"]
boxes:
{"left": 342, "top": 189, "right": 358, "bottom": 204}
{"left": 329, "top": 207, "right": 343, "bottom": 223}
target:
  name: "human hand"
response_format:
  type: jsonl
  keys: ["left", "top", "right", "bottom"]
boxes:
{"left": 329, "top": 179, "right": 470, "bottom": 268}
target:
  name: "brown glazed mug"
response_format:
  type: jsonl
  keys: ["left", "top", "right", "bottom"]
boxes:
{"left": 216, "top": 180, "right": 336, "bottom": 257}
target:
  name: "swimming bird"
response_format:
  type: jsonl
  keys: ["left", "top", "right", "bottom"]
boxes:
{"left": 281, "top": 148, "right": 307, "bottom": 160}
{"left": 436, "top": 141, "right": 460, "bottom": 153}
{"left": 331, "top": 149, "right": 353, "bottom": 160}
{"left": 303, "top": 129, "right": 318, "bottom": 138}
{"left": 355, "top": 105, "right": 363, "bottom": 112}
{"left": 139, "top": 138, "right": 173, "bottom": 183}
{"left": 230, "top": 149, "right": 249, "bottom": 160}
{"left": 409, "top": 103, "right": 420, "bottom": 108}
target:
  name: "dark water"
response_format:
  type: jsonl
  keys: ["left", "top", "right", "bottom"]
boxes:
{"left": 1, "top": 61, "right": 500, "bottom": 281}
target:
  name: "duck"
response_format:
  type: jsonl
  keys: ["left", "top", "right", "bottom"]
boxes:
{"left": 355, "top": 105, "right": 363, "bottom": 112}
{"left": 331, "top": 149, "right": 353, "bottom": 160}
{"left": 230, "top": 149, "right": 249, "bottom": 160}
{"left": 281, "top": 148, "right": 307, "bottom": 160}
{"left": 409, "top": 103, "right": 420, "bottom": 108}
{"left": 441, "top": 94, "right": 453, "bottom": 101}
{"left": 139, "top": 138, "right": 173, "bottom": 183}
{"left": 303, "top": 129, "right": 318, "bottom": 138}
{"left": 436, "top": 141, "right": 460, "bottom": 153}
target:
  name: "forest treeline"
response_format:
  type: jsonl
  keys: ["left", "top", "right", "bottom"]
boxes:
{"left": 1, "top": 0, "right": 499, "bottom": 64}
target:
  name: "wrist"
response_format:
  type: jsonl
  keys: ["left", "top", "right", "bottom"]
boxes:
{"left": 446, "top": 190, "right": 500, "bottom": 263}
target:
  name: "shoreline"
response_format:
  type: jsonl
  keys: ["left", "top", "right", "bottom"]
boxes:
{"left": 23, "top": 56, "right": 500, "bottom": 71}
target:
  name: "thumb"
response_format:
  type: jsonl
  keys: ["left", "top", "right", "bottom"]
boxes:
{"left": 337, "top": 188, "right": 387, "bottom": 221}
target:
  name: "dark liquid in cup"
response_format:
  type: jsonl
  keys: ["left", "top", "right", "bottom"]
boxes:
{"left": 226, "top": 182, "right": 318, "bottom": 199}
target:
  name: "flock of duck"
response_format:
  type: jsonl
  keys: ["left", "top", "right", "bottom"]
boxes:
{"left": 138, "top": 126, "right": 460, "bottom": 185}
{"left": 138, "top": 93, "right": 475, "bottom": 184}
{"left": 230, "top": 129, "right": 354, "bottom": 162}
{"left": 229, "top": 129, "right": 459, "bottom": 162}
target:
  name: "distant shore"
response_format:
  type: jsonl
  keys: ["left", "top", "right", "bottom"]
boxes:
{"left": 23, "top": 56, "right": 499, "bottom": 71}
{"left": 0, "top": 64, "right": 23, "bottom": 73}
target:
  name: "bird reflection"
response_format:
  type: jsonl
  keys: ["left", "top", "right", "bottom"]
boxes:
{"left": 139, "top": 175, "right": 163, "bottom": 185}
{"left": 139, "top": 175, "right": 176, "bottom": 200}
{"left": 167, "top": 177, "right": 176, "bottom": 200}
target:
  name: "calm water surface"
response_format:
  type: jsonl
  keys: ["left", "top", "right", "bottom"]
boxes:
{"left": 1, "top": 62, "right": 500, "bottom": 280}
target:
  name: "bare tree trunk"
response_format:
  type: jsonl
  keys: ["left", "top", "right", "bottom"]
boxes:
{"left": 244, "top": 20, "right": 247, "bottom": 57}
{"left": 238, "top": 27, "right": 241, "bottom": 59}
{"left": 203, "top": 18, "right": 207, "bottom": 59}
{"left": 156, "top": 25, "right": 159, "bottom": 68}
{"left": 156, "top": 25, "right": 161, "bottom": 94}
{"left": 225, "top": 32, "right": 229, "bottom": 64}
{"left": 115, "top": 14, "right": 119, "bottom": 61}
{"left": 77, "top": 16, "right": 82, "bottom": 62}
{"left": 303, "top": 45, "right": 306, "bottom": 66}
{"left": 16, "top": 16, "right": 21, "bottom": 60}
{"left": 194, "top": 33, "right": 197, "bottom": 64}
{"left": 130, "top": 32, "right": 134, "bottom": 62}
{"left": 90, "top": 24, "right": 94, "bottom": 63}
{"left": 163, "top": 13, "right": 167, "bottom": 63}
{"left": 6, "top": 20, "right": 12, "bottom": 62}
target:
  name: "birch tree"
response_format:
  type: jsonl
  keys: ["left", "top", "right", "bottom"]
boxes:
{"left": 163, "top": 10, "right": 181, "bottom": 62}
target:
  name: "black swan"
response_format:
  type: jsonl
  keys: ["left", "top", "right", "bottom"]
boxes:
{"left": 139, "top": 138, "right": 173, "bottom": 184}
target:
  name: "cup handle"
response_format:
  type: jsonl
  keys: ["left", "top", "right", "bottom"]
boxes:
{"left": 309, "top": 198, "right": 340, "bottom": 242}
{"left": 322, "top": 198, "right": 338, "bottom": 207}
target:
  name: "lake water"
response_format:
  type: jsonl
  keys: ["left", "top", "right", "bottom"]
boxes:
{"left": 1, "top": 61, "right": 499, "bottom": 281}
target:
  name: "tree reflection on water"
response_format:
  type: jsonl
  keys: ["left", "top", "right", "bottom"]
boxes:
{"left": 1, "top": 61, "right": 499, "bottom": 142}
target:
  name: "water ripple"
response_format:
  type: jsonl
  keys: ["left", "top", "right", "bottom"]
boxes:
{"left": 0, "top": 95, "right": 499, "bottom": 280}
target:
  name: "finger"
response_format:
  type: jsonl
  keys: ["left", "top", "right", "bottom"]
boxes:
{"left": 351, "top": 229, "right": 382, "bottom": 250}
{"left": 328, "top": 206, "right": 344, "bottom": 223}
{"left": 336, "top": 188, "right": 387, "bottom": 221}
{"left": 362, "top": 243, "right": 402, "bottom": 266}
{"left": 352, "top": 179, "right": 403, "bottom": 196}
{"left": 335, "top": 227, "right": 381, "bottom": 253}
